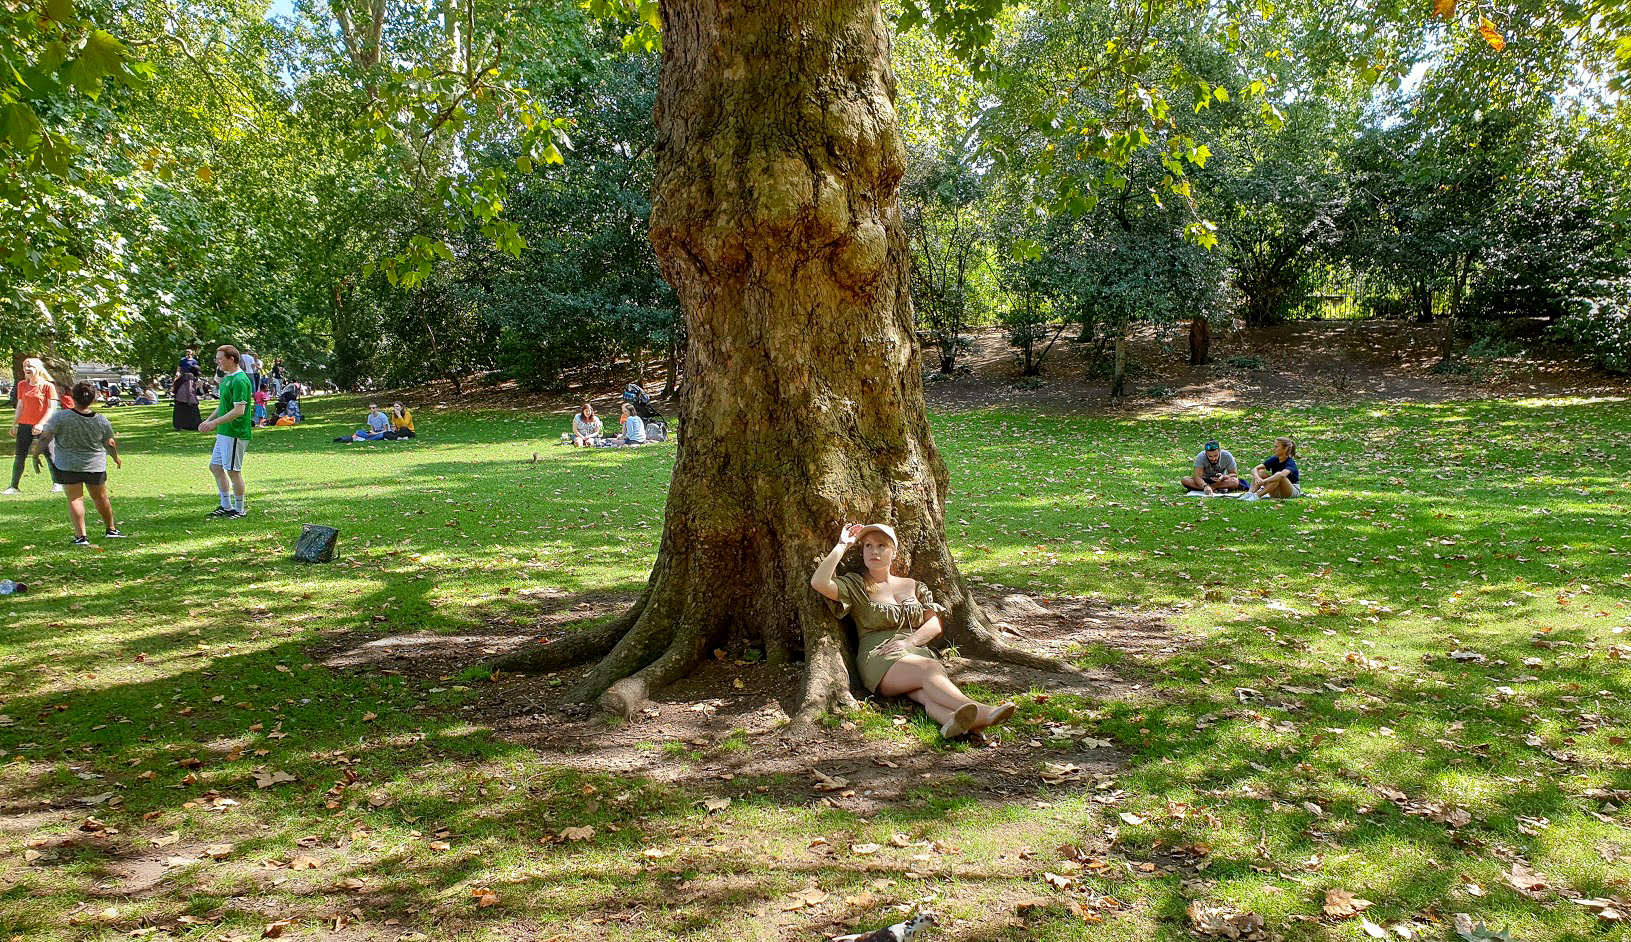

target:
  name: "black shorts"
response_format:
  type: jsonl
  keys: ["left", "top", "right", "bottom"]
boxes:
{"left": 51, "top": 467, "right": 108, "bottom": 486}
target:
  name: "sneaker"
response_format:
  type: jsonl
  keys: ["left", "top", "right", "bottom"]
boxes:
{"left": 71, "top": 535, "right": 91, "bottom": 547}
{"left": 104, "top": 528, "right": 127, "bottom": 538}
{"left": 207, "top": 506, "right": 234, "bottom": 518}
{"left": 223, "top": 509, "right": 247, "bottom": 519}
{"left": 1, "top": 487, "right": 18, "bottom": 495}
{"left": 52, "top": 484, "right": 63, "bottom": 492}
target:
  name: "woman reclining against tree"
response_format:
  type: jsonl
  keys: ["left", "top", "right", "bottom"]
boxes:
{"left": 811, "top": 523, "right": 1014, "bottom": 738}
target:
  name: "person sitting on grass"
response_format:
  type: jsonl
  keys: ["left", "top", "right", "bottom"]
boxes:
{"left": 31, "top": 381, "right": 124, "bottom": 546}
{"left": 1181, "top": 440, "right": 1243, "bottom": 495}
{"left": 572, "top": 403, "right": 602, "bottom": 447}
{"left": 275, "top": 384, "right": 301, "bottom": 422}
{"left": 610, "top": 402, "right": 647, "bottom": 445}
{"left": 388, "top": 402, "right": 416, "bottom": 439}
{"left": 1246, "top": 436, "right": 1302, "bottom": 499}
{"left": 811, "top": 522, "right": 1015, "bottom": 739}
{"left": 351, "top": 404, "right": 391, "bottom": 442}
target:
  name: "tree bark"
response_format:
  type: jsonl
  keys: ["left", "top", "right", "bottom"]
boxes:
{"left": 493, "top": 0, "right": 1058, "bottom": 722}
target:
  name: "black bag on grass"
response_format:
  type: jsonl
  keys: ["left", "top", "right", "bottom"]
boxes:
{"left": 294, "top": 524, "right": 339, "bottom": 563}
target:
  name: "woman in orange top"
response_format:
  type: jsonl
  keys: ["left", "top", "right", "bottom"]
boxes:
{"left": 7, "top": 357, "right": 59, "bottom": 494}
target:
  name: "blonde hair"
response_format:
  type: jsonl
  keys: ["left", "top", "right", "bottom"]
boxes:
{"left": 1276, "top": 436, "right": 1298, "bottom": 458}
{"left": 22, "top": 357, "right": 49, "bottom": 385}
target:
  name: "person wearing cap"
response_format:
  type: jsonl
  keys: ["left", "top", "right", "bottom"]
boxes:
{"left": 1182, "top": 440, "right": 1242, "bottom": 495}
{"left": 811, "top": 522, "right": 1015, "bottom": 739}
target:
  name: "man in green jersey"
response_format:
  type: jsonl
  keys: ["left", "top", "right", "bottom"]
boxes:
{"left": 199, "top": 344, "right": 253, "bottom": 519}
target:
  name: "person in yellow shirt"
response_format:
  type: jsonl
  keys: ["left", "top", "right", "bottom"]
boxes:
{"left": 388, "top": 402, "right": 416, "bottom": 439}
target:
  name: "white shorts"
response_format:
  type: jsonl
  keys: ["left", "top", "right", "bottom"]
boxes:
{"left": 210, "top": 434, "right": 247, "bottom": 472}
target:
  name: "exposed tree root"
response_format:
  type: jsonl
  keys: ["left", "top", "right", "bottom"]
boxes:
{"left": 788, "top": 617, "right": 861, "bottom": 733}
{"left": 946, "top": 603, "right": 1083, "bottom": 675}
{"left": 486, "top": 609, "right": 637, "bottom": 675}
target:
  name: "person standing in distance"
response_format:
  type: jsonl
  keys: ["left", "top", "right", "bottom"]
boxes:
{"left": 199, "top": 345, "right": 253, "bottom": 519}
{"left": 6, "top": 357, "right": 59, "bottom": 495}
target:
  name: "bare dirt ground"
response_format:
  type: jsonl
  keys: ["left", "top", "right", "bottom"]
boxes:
{"left": 923, "top": 319, "right": 1630, "bottom": 414}
{"left": 316, "top": 587, "right": 1183, "bottom": 813}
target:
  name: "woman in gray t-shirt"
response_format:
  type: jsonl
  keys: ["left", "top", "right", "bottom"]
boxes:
{"left": 32, "top": 381, "right": 125, "bottom": 546}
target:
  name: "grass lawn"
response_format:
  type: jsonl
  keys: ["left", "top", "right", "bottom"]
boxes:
{"left": 0, "top": 393, "right": 1627, "bottom": 941}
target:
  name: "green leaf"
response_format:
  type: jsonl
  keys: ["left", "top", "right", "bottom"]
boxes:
{"left": 43, "top": 0, "right": 74, "bottom": 23}
{"left": 0, "top": 103, "right": 42, "bottom": 150}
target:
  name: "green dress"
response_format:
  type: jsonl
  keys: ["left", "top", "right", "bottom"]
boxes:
{"left": 825, "top": 572, "right": 950, "bottom": 692}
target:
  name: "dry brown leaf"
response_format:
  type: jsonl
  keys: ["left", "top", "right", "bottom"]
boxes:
{"left": 1324, "top": 889, "right": 1374, "bottom": 919}
{"left": 1119, "top": 812, "right": 1147, "bottom": 825}
{"left": 471, "top": 886, "right": 500, "bottom": 907}
{"left": 262, "top": 919, "right": 294, "bottom": 938}
{"left": 1187, "top": 900, "right": 1267, "bottom": 940}
{"left": 1506, "top": 861, "right": 1547, "bottom": 898}
{"left": 559, "top": 826, "right": 594, "bottom": 842}
{"left": 781, "top": 887, "right": 828, "bottom": 910}
{"left": 204, "top": 843, "right": 234, "bottom": 860}
{"left": 1478, "top": 15, "right": 1507, "bottom": 52}
{"left": 1433, "top": 0, "right": 1456, "bottom": 18}
{"left": 150, "top": 831, "right": 181, "bottom": 848}
{"left": 253, "top": 769, "right": 296, "bottom": 789}
{"left": 1045, "top": 872, "right": 1076, "bottom": 890}
{"left": 1360, "top": 917, "right": 1387, "bottom": 938}
{"left": 701, "top": 797, "right": 731, "bottom": 814}
{"left": 287, "top": 854, "right": 321, "bottom": 870}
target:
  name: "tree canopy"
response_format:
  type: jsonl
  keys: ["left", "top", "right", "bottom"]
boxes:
{"left": 3, "top": 0, "right": 1629, "bottom": 384}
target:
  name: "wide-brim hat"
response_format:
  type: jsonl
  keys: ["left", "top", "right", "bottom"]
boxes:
{"left": 853, "top": 523, "right": 899, "bottom": 547}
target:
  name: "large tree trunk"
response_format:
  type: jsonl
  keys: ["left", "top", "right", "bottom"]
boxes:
{"left": 491, "top": 0, "right": 1057, "bottom": 723}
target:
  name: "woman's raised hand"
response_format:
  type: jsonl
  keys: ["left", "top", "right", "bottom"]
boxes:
{"left": 838, "top": 523, "right": 863, "bottom": 546}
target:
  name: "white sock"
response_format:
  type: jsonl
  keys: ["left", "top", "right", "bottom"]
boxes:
{"left": 219, "top": 491, "right": 231, "bottom": 509}
{"left": 233, "top": 494, "right": 245, "bottom": 513}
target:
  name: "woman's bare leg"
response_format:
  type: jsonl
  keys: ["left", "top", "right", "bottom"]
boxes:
{"left": 1264, "top": 477, "right": 1294, "bottom": 498}
{"left": 880, "top": 655, "right": 985, "bottom": 730}
{"left": 63, "top": 483, "right": 87, "bottom": 537}
{"left": 87, "top": 483, "right": 114, "bottom": 529}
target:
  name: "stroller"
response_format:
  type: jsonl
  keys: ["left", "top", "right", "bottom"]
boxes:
{"left": 622, "top": 383, "right": 667, "bottom": 442}
{"left": 623, "top": 383, "right": 660, "bottom": 419}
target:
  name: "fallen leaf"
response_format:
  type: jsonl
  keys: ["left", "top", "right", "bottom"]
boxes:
{"left": 151, "top": 831, "right": 181, "bottom": 848}
{"left": 851, "top": 843, "right": 881, "bottom": 856}
{"left": 471, "top": 886, "right": 500, "bottom": 907}
{"left": 1187, "top": 900, "right": 1267, "bottom": 940}
{"left": 1505, "top": 861, "right": 1547, "bottom": 898}
{"left": 1324, "top": 889, "right": 1374, "bottom": 919}
{"left": 1360, "top": 917, "right": 1387, "bottom": 938}
{"left": 701, "top": 797, "right": 730, "bottom": 814}
{"left": 559, "top": 826, "right": 594, "bottom": 842}
{"left": 287, "top": 854, "right": 321, "bottom": 870}
{"left": 204, "top": 843, "right": 234, "bottom": 860}
{"left": 253, "top": 769, "right": 296, "bottom": 789}
{"left": 262, "top": 919, "right": 294, "bottom": 938}
{"left": 1119, "top": 812, "right": 1147, "bottom": 825}
{"left": 781, "top": 887, "right": 828, "bottom": 911}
